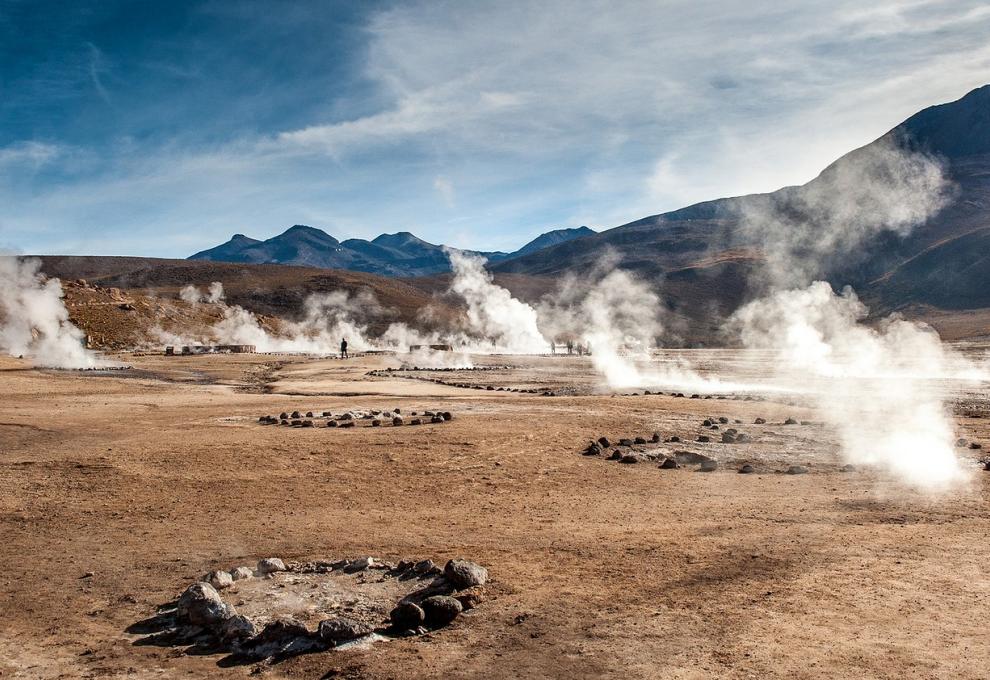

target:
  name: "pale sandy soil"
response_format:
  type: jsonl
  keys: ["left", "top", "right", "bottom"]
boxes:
{"left": 0, "top": 351, "right": 988, "bottom": 679}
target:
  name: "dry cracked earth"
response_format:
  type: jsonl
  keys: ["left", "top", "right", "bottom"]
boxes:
{"left": 1, "top": 350, "right": 989, "bottom": 679}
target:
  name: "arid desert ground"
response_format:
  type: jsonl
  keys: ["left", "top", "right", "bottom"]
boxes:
{"left": 1, "top": 350, "right": 988, "bottom": 679}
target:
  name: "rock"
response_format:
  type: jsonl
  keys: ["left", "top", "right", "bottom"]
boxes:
{"left": 339, "top": 413, "right": 354, "bottom": 420}
{"left": 372, "top": 419, "right": 382, "bottom": 427}
{"left": 736, "top": 433, "right": 751, "bottom": 443}
{"left": 598, "top": 437, "right": 611, "bottom": 448}
{"left": 279, "top": 412, "right": 289, "bottom": 420}
{"left": 454, "top": 588, "right": 485, "bottom": 610}
{"left": 721, "top": 432, "right": 736, "bottom": 444}
{"left": 393, "top": 416, "right": 404, "bottom": 426}
{"left": 302, "top": 420, "right": 314, "bottom": 427}
{"left": 255, "top": 617, "right": 311, "bottom": 645}
{"left": 696, "top": 435, "right": 711, "bottom": 443}
{"left": 984, "top": 460, "right": 990, "bottom": 471}
{"left": 699, "top": 459, "right": 718, "bottom": 472}
{"left": 784, "top": 417, "right": 798, "bottom": 425}
{"left": 619, "top": 438, "right": 634, "bottom": 447}
{"left": 327, "top": 420, "right": 338, "bottom": 427}
{"left": 608, "top": 450, "right": 622, "bottom": 460}
{"left": 634, "top": 436, "right": 647, "bottom": 445}
{"left": 207, "top": 570, "right": 234, "bottom": 590}
{"left": 970, "top": 442, "right": 983, "bottom": 450}
{"left": 444, "top": 559, "right": 488, "bottom": 588}
{"left": 738, "top": 464, "right": 755, "bottom": 474}
{"left": 323, "top": 411, "right": 333, "bottom": 417}
{"left": 583, "top": 443, "right": 602, "bottom": 456}
{"left": 318, "top": 617, "right": 372, "bottom": 645}
{"left": 176, "top": 582, "right": 233, "bottom": 626}
{"left": 290, "top": 419, "right": 302, "bottom": 427}
{"left": 786, "top": 465, "right": 808, "bottom": 475}
{"left": 658, "top": 457, "right": 678, "bottom": 469}
{"left": 346, "top": 556, "right": 376, "bottom": 572}
{"left": 667, "top": 435, "right": 680, "bottom": 443}
{"left": 393, "top": 408, "right": 401, "bottom": 414}
{"left": 390, "top": 602, "right": 425, "bottom": 629}
{"left": 411, "top": 418, "right": 422, "bottom": 425}
{"left": 220, "top": 614, "right": 257, "bottom": 642}
{"left": 839, "top": 464, "right": 855, "bottom": 472}
{"left": 754, "top": 417, "right": 766, "bottom": 424}
{"left": 619, "top": 454, "right": 640, "bottom": 464}
{"left": 291, "top": 411, "right": 301, "bottom": 419}
{"left": 412, "top": 559, "right": 439, "bottom": 576}
{"left": 718, "top": 417, "right": 728, "bottom": 424}
{"left": 306, "top": 411, "right": 314, "bottom": 418}
{"left": 651, "top": 432, "right": 661, "bottom": 443}
{"left": 442, "top": 412, "right": 453, "bottom": 421}
{"left": 431, "top": 415, "right": 444, "bottom": 423}
{"left": 230, "top": 566, "right": 253, "bottom": 581}
{"left": 339, "top": 421, "right": 355, "bottom": 428}
{"left": 420, "top": 595, "right": 463, "bottom": 627}
{"left": 257, "top": 557, "right": 286, "bottom": 575}
{"left": 702, "top": 419, "right": 713, "bottom": 427}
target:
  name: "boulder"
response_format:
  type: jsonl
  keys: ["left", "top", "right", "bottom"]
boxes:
{"left": 634, "top": 436, "right": 647, "bottom": 445}
{"left": 390, "top": 602, "right": 425, "bottom": 629}
{"left": 754, "top": 418, "right": 766, "bottom": 424}
{"left": 279, "top": 412, "right": 289, "bottom": 420}
{"left": 372, "top": 419, "right": 382, "bottom": 427}
{"left": 318, "top": 617, "right": 372, "bottom": 645}
{"left": 291, "top": 411, "right": 301, "bottom": 419}
{"left": 738, "top": 464, "right": 755, "bottom": 474}
{"left": 718, "top": 417, "right": 728, "bottom": 424}
{"left": 444, "top": 559, "right": 488, "bottom": 588}
{"left": 420, "top": 595, "right": 463, "bottom": 627}
{"left": 619, "top": 438, "right": 634, "bottom": 447}
{"left": 455, "top": 588, "right": 485, "bottom": 610}
{"left": 442, "top": 412, "right": 453, "bottom": 421}
{"left": 702, "top": 419, "right": 713, "bottom": 427}
{"left": 598, "top": 437, "right": 611, "bottom": 448}
{"left": 784, "top": 417, "right": 798, "bottom": 425}
{"left": 667, "top": 435, "right": 680, "bottom": 443}
{"left": 327, "top": 420, "right": 338, "bottom": 428}
{"left": 257, "top": 557, "right": 286, "bottom": 575}
{"left": 412, "top": 559, "right": 439, "bottom": 576}
{"left": 658, "top": 457, "right": 678, "bottom": 469}
{"left": 697, "top": 435, "right": 711, "bottom": 443}
{"left": 255, "top": 617, "right": 311, "bottom": 645}
{"left": 230, "top": 566, "right": 254, "bottom": 581}
{"left": 651, "top": 432, "right": 661, "bottom": 443}
{"left": 393, "top": 416, "right": 404, "bottom": 426}
{"left": 699, "top": 459, "right": 718, "bottom": 472}
{"left": 608, "top": 450, "right": 623, "bottom": 460}
{"left": 839, "top": 464, "right": 855, "bottom": 472}
{"left": 721, "top": 432, "right": 736, "bottom": 444}
{"left": 970, "top": 442, "right": 983, "bottom": 450}
{"left": 207, "top": 570, "right": 234, "bottom": 590}
{"left": 619, "top": 454, "right": 640, "bottom": 464}
{"left": 786, "top": 465, "right": 808, "bottom": 475}
{"left": 339, "top": 421, "right": 355, "bottom": 428}
{"left": 176, "top": 582, "right": 233, "bottom": 626}
{"left": 583, "top": 443, "right": 602, "bottom": 456}
{"left": 220, "top": 614, "right": 257, "bottom": 642}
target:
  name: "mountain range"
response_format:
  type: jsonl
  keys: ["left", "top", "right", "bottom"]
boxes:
{"left": 189, "top": 225, "right": 596, "bottom": 277}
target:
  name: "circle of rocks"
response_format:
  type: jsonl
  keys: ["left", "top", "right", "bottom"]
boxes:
{"left": 257, "top": 408, "right": 454, "bottom": 428}
{"left": 135, "top": 556, "right": 489, "bottom": 662}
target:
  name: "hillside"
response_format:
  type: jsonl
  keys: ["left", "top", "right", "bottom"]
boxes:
{"left": 493, "top": 84, "right": 990, "bottom": 325}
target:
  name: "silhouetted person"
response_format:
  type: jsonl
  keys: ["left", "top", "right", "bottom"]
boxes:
{"left": 566, "top": 340, "right": 573, "bottom": 355}
{"left": 550, "top": 341, "right": 556, "bottom": 355}
{"left": 340, "top": 338, "right": 348, "bottom": 359}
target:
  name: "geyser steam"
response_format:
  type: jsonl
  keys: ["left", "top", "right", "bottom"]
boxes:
{"left": 446, "top": 250, "right": 547, "bottom": 353}
{"left": 733, "top": 138, "right": 980, "bottom": 489}
{"left": 0, "top": 256, "right": 102, "bottom": 368}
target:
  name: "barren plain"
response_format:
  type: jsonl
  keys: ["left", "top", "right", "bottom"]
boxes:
{"left": 1, "top": 350, "right": 988, "bottom": 679}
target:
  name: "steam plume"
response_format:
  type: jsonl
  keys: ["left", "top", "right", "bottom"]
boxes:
{"left": 0, "top": 256, "right": 103, "bottom": 368}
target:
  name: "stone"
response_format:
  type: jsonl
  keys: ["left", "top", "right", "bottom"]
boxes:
{"left": 318, "top": 617, "right": 372, "bottom": 645}
{"left": 658, "top": 457, "right": 678, "bottom": 469}
{"left": 431, "top": 415, "right": 444, "bottom": 423}
{"left": 455, "top": 588, "right": 485, "bottom": 610}
{"left": 412, "top": 559, "right": 439, "bottom": 576}
{"left": 699, "top": 459, "right": 718, "bottom": 472}
{"left": 230, "top": 566, "right": 253, "bottom": 581}
{"left": 291, "top": 419, "right": 302, "bottom": 427}
{"left": 598, "top": 437, "right": 611, "bottom": 448}
{"left": 697, "top": 435, "right": 711, "bottom": 443}
{"left": 444, "top": 559, "right": 488, "bottom": 588}
{"left": 411, "top": 418, "right": 422, "bottom": 425}
{"left": 442, "top": 412, "right": 453, "bottom": 421}
{"left": 346, "top": 556, "right": 376, "bottom": 572}
{"left": 784, "top": 417, "right": 798, "bottom": 425}
{"left": 721, "top": 432, "right": 736, "bottom": 444}
{"left": 393, "top": 416, "right": 404, "bottom": 426}
{"left": 339, "top": 421, "right": 355, "bottom": 428}
{"left": 736, "top": 433, "right": 751, "bottom": 443}
{"left": 839, "top": 464, "right": 855, "bottom": 472}
{"left": 390, "top": 602, "right": 425, "bottom": 629}
{"left": 786, "top": 465, "right": 808, "bottom": 475}
{"left": 738, "top": 464, "right": 755, "bottom": 474}
{"left": 608, "top": 450, "right": 623, "bottom": 460}
{"left": 327, "top": 420, "right": 338, "bottom": 427}
{"left": 220, "top": 614, "right": 257, "bottom": 642}
{"left": 255, "top": 617, "right": 311, "bottom": 645}
{"left": 984, "top": 460, "right": 990, "bottom": 471}
{"left": 634, "top": 437, "right": 647, "bottom": 445}
{"left": 372, "top": 419, "right": 382, "bottom": 427}
{"left": 619, "top": 438, "right": 634, "bottom": 447}
{"left": 718, "top": 417, "right": 729, "bottom": 424}
{"left": 323, "top": 411, "right": 333, "bottom": 417}
{"left": 291, "top": 411, "right": 301, "bottom": 419}
{"left": 279, "top": 412, "right": 289, "bottom": 420}
{"left": 420, "top": 595, "right": 463, "bottom": 627}
{"left": 176, "top": 582, "right": 233, "bottom": 626}
{"left": 651, "top": 432, "right": 661, "bottom": 443}
{"left": 583, "top": 443, "right": 602, "bottom": 456}
{"left": 956, "top": 438, "right": 967, "bottom": 447}
{"left": 619, "top": 454, "right": 640, "bottom": 464}
{"left": 207, "top": 570, "right": 234, "bottom": 590}
{"left": 306, "top": 411, "right": 314, "bottom": 418}
{"left": 302, "top": 420, "right": 314, "bottom": 427}
{"left": 702, "top": 419, "right": 713, "bottom": 427}
{"left": 339, "top": 413, "right": 354, "bottom": 420}
{"left": 667, "top": 435, "right": 680, "bottom": 443}
{"left": 970, "top": 442, "right": 983, "bottom": 450}
{"left": 257, "top": 557, "right": 286, "bottom": 575}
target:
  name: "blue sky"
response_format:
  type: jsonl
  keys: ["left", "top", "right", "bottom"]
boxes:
{"left": 1, "top": 0, "right": 989, "bottom": 257}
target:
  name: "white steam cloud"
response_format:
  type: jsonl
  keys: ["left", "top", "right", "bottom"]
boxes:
{"left": 446, "top": 250, "right": 547, "bottom": 353}
{"left": 731, "top": 138, "right": 982, "bottom": 489}
{"left": 0, "top": 256, "right": 104, "bottom": 369}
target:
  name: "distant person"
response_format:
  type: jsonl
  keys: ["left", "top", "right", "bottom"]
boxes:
{"left": 550, "top": 341, "right": 556, "bottom": 355}
{"left": 340, "top": 338, "right": 348, "bottom": 359}
{"left": 566, "top": 340, "right": 573, "bottom": 355}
